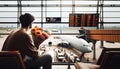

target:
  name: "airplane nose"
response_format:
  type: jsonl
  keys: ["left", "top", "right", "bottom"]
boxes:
{"left": 87, "top": 47, "right": 92, "bottom": 53}
{"left": 79, "top": 45, "right": 92, "bottom": 53}
{"left": 85, "top": 44, "right": 92, "bottom": 53}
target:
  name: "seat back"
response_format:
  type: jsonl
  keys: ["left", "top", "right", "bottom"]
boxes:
{"left": 99, "top": 51, "right": 120, "bottom": 69}
{"left": 96, "top": 47, "right": 120, "bottom": 65}
{"left": 0, "top": 51, "right": 25, "bottom": 69}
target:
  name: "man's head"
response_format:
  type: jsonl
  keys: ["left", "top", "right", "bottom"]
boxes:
{"left": 20, "top": 13, "right": 34, "bottom": 28}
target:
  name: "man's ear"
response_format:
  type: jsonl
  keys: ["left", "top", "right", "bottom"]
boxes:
{"left": 29, "top": 25, "right": 32, "bottom": 28}
{"left": 29, "top": 22, "right": 33, "bottom": 28}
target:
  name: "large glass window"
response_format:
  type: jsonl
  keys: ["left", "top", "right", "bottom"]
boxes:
{"left": 0, "top": 0, "right": 120, "bottom": 29}
{"left": 0, "top": 1, "right": 17, "bottom": 22}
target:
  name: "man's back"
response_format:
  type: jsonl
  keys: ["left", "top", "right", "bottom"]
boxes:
{"left": 2, "top": 29, "right": 26, "bottom": 50}
{"left": 2, "top": 29, "right": 38, "bottom": 59}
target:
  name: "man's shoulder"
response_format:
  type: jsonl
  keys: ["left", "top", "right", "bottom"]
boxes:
{"left": 11, "top": 29, "right": 29, "bottom": 38}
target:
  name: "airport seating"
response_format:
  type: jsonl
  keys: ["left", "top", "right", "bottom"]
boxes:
{"left": 96, "top": 47, "right": 120, "bottom": 65}
{"left": 0, "top": 51, "right": 25, "bottom": 69}
{"left": 99, "top": 51, "right": 120, "bottom": 69}
{"left": 74, "top": 47, "right": 120, "bottom": 69}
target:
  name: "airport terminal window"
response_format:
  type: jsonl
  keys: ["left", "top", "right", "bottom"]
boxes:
{"left": 21, "top": 1, "right": 41, "bottom": 22}
{"left": 0, "top": 0, "right": 120, "bottom": 65}
{"left": 0, "top": 1, "right": 17, "bottom": 22}
{"left": 0, "top": 0, "right": 120, "bottom": 29}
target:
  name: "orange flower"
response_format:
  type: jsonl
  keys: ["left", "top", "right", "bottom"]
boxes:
{"left": 35, "top": 30, "right": 42, "bottom": 36}
{"left": 31, "top": 28, "right": 37, "bottom": 35}
{"left": 31, "top": 26, "right": 47, "bottom": 39}
{"left": 35, "top": 30, "right": 45, "bottom": 39}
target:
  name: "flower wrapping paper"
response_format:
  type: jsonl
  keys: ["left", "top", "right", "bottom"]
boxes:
{"left": 31, "top": 26, "right": 50, "bottom": 48}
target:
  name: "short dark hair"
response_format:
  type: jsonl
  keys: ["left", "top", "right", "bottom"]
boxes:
{"left": 20, "top": 13, "right": 34, "bottom": 28}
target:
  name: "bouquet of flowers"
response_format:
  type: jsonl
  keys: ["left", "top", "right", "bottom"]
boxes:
{"left": 31, "top": 26, "right": 50, "bottom": 48}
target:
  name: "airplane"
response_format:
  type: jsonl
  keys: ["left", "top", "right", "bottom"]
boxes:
{"left": 58, "top": 35, "right": 92, "bottom": 61}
